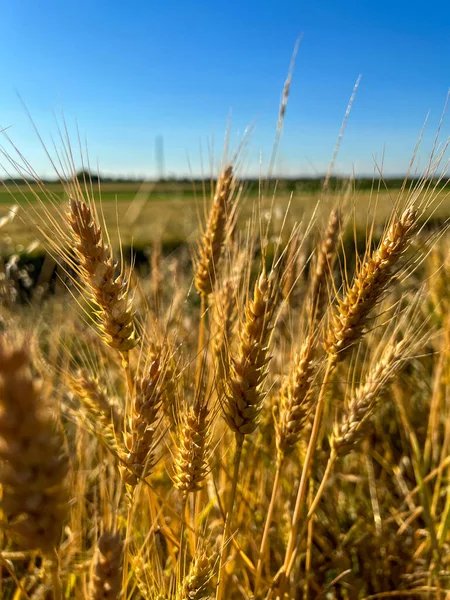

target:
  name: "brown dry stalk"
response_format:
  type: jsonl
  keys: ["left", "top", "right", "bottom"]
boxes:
{"left": 325, "top": 207, "right": 417, "bottom": 364}
{"left": 89, "top": 531, "right": 123, "bottom": 600}
{"left": 309, "top": 208, "right": 341, "bottom": 321}
{"left": 223, "top": 270, "right": 278, "bottom": 435}
{"left": 276, "top": 334, "right": 316, "bottom": 461}
{"left": 121, "top": 353, "right": 163, "bottom": 487}
{"left": 68, "top": 197, "right": 137, "bottom": 352}
{"left": 332, "top": 340, "right": 409, "bottom": 455}
{"left": 194, "top": 166, "right": 233, "bottom": 297}
{"left": 176, "top": 551, "right": 212, "bottom": 600}
{"left": 173, "top": 397, "right": 212, "bottom": 496}
{"left": 0, "top": 337, "right": 70, "bottom": 555}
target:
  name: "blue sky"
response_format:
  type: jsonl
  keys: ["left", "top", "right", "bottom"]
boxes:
{"left": 1, "top": 1, "right": 449, "bottom": 178}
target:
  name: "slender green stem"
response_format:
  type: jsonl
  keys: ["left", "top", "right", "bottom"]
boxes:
{"left": 254, "top": 456, "right": 283, "bottom": 596}
{"left": 277, "top": 360, "right": 333, "bottom": 596}
{"left": 216, "top": 433, "right": 244, "bottom": 600}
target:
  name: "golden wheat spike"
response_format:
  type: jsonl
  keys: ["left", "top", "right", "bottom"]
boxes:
{"left": 68, "top": 197, "right": 138, "bottom": 353}
{"left": 194, "top": 166, "right": 233, "bottom": 297}
{"left": 325, "top": 207, "right": 418, "bottom": 363}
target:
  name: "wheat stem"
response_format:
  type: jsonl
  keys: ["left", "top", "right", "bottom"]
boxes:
{"left": 216, "top": 433, "right": 244, "bottom": 600}
{"left": 254, "top": 456, "right": 283, "bottom": 595}
{"left": 278, "top": 360, "right": 333, "bottom": 595}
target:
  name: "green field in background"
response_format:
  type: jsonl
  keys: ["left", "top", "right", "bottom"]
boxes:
{"left": 0, "top": 182, "right": 448, "bottom": 254}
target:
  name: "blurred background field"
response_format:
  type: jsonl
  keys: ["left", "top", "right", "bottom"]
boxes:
{"left": 1, "top": 180, "right": 449, "bottom": 255}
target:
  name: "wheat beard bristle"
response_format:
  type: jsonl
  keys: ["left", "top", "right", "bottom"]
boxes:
{"left": 194, "top": 166, "right": 233, "bottom": 297}
{"left": 224, "top": 271, "right": 277, "bottom": 435}
{"left": 68, "top": 197, "right": 137, "bottom": 352}
{"left": 0, "top": 338, "right": 70, "bottom": 555}
{"left": 325, "top": 207, "right": 417, "bottom": 364}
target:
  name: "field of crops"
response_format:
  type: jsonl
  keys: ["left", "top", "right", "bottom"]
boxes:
{"left": 1, "top": 181, "right": 449, "bottom": 252}
{"left": 1, "top": 154, "right": 450, "bottom": 599}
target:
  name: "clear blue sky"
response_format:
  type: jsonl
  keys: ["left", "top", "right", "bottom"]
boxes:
{"left": 1, "top": 1, "right": 449, "bottom": 178}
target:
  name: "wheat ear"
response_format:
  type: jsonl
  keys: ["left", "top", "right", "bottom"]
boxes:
{"left": 223, "top": 270, "right": 278, "bottom": 435}
{"left": 275, "top": 334, "right": 316, "bottom": 461}
{"left": 0, "top": 337, "right": 70, "bottom": 555}
{"left": 332, "top": 339, "right": 409, "bottom": 455}
{"left": 68, "top": 197, "right": 137, "bottom": 353}
{"left": 217, "top": 268, "right": 278, "bottom": 600}
{"left": 325, "top": 207, "right": 417, "bottom": 363}
{"left": 212, "top": 278, "right": 237, "bottom": 393}
{"left": 309, "top": 207, "right": 341, "bottom": 321}
{"left": 69, "top": 369, "right": 123, "bottom": 433}
{"left": 176, "top": 551, "right": 212, "bottom": 600}
{"left": 89, "top": 531, "right": 123, "bottom": 600}
{"left": 121, "top": 353, "right": 163, "bottom": 487}
{"left": 194, "top": 166, "right": 233, "bottom": 297}
{"left": 173, "top": 396, "right": 212, "bottom": 496}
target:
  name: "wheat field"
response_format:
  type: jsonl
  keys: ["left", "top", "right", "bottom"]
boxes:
{"left": 0, "top": 122, "right": 449, "bottom": 600}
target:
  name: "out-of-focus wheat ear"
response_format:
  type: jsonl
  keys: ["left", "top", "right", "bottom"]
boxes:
{"left": 324, "top": 206, "right": 418, "bottom": 364}
{"left": 173, "top": 396, "right": 212, "bottom": 497}
{"left": 213, "top": 279, "right": 237, "bottom": 394}
{"left": 308, "top": 207, "right": 341, "bottom": 323}
{"left": 121, "top": 352, "right": 163, "bottom": 487}
{"left": 275, "top": 333, "right": 316, "bottom": 461}
{"left": 331, "top": 339, "right": 411, "bottom": 455}
{"left": 281, "top": 233, "right": 301, "bottom": 307}
{"left": 89, "top": 531, "right": 123, "bottom": 600}
{"left": 0, "top": 336, "right": 70, "bottom": 555}
{"left": 68, "top": 369, "right": 123, "bottom": 433}
{"left": 67, "top": 197, "right": 138, "bottom": 353}
{"left": 176, "top": 550, "right": 213, "bottom": 600}
{"left": 194, "top": 166, "right": 233, "bottom": 297}
{"left": 223, "top": 268, "right": 279, "bottom": 436}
